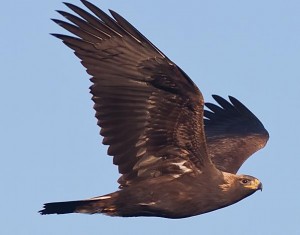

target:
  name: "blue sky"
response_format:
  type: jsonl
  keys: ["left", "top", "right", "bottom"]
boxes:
{"left": 1, "top": 0, "right": 300, "bottom": 234}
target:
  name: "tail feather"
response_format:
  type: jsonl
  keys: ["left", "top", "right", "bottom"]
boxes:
{"left": 39, "top": 196, "right": 115, "bottom": 215}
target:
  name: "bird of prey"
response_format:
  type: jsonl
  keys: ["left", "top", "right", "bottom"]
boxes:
{"left": 39, "top": 0, "right": 269, "bottom": 218}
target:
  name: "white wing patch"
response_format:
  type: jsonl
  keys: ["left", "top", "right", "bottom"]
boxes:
{"left": 138, "top": 202, "right": 156, "bottom": 206}
{"left": 171, "top": 161, "right": 193, "bottom": 178}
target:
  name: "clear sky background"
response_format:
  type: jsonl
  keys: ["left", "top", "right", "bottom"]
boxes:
{"left": 1, "top": 0, "right": 300, "bottom": 234}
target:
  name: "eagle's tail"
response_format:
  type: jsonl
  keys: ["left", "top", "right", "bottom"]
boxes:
{"left": 39, "top": 194, "right": 117, "bottom": 215}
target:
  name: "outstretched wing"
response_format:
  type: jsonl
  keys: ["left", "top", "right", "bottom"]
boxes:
{"left": 53, "top": 0, "right": 215, "bottom": 188}
{"left": 204, "top": 95, "right": 269, "bottom": 173}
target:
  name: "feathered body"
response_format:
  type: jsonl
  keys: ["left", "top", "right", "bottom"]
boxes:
{"left": 40, "top": 0, "right": 268, "bottom": 218}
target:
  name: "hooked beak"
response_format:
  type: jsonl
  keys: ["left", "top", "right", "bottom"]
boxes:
{"left": 244, "top": 178, "right": 263, "bottom": 191}
{"left": 257, "top": 182, "right": 263, "bottom": 191}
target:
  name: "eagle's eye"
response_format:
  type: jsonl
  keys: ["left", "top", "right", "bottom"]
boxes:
{"left": 241, "top": 179, "right": 250, "bottom": 184}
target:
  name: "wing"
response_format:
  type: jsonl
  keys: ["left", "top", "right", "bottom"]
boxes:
{"left": 53, "top": 0, "right": 216, "bottom": 188}
{"left": 204, "top": 95, "right": 269, "bottom": 173}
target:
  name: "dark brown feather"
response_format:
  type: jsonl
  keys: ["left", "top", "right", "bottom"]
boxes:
{"left": 52, "top": 0, "right": 216, "bottom": 188}
{"left": 204, "top": 95, "right": 269, "bottom": 173}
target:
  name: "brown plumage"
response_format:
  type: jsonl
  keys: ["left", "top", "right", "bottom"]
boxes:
{"left": 39, "top": 0, "right": 268, "bottom": 218}
{"left": 205, "top": 95, "right": 269, "bottom": 173}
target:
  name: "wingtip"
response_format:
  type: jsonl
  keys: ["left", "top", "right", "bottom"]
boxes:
{"left": 228, "top": 96, "right": 255, "bottom": 115}
{"left": 228, "top": 95, "right": 240, "bottom": 104}
{"left": 63, "top": 1, "right": 80, "bottom": 11}
{"left": 211, "top": 94, "right": 221, "bottom": 99}
{"left": 51, "top": 18, "right": 64, "bottom": 25}
{"left": 62, "top": 2, "right": 72, "bottom": 8}
{"left": 50, "top": 33, "right": 65, "bottom": 41}
{"left": 108, "top": 9, "right": 117, "bottom": 16}
{"left": 56, "top": 10, "right": 66, "bottom": 16}
{"left": 80, "top": 0, "right": 95, "bottom": 8}
{"left": 212, "top": 94, "right": 228, "bottom": 102}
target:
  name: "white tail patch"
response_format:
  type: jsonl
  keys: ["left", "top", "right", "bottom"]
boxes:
{"left": 90, "top": 195, "right": 111, "bottom": 200}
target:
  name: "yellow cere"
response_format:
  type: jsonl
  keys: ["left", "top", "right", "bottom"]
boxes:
{"left": 244, "top": 179, "right": 261, "bottom": 190}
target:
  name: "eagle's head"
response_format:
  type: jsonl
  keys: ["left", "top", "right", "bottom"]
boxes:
{"left": 219, "top": 173, "right": 262, "bottom": 205}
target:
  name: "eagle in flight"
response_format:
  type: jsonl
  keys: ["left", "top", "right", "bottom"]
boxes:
{"left": 39, "top": 0, "right": 269, "bottom": 218}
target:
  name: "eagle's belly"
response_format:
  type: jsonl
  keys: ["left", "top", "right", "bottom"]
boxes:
{"left": 113, "top": 175, "right": 228, "bottom": 218}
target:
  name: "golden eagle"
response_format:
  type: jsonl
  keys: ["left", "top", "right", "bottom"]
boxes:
{"left": 39, "top": 0, "right": 269, "bottom": 218}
